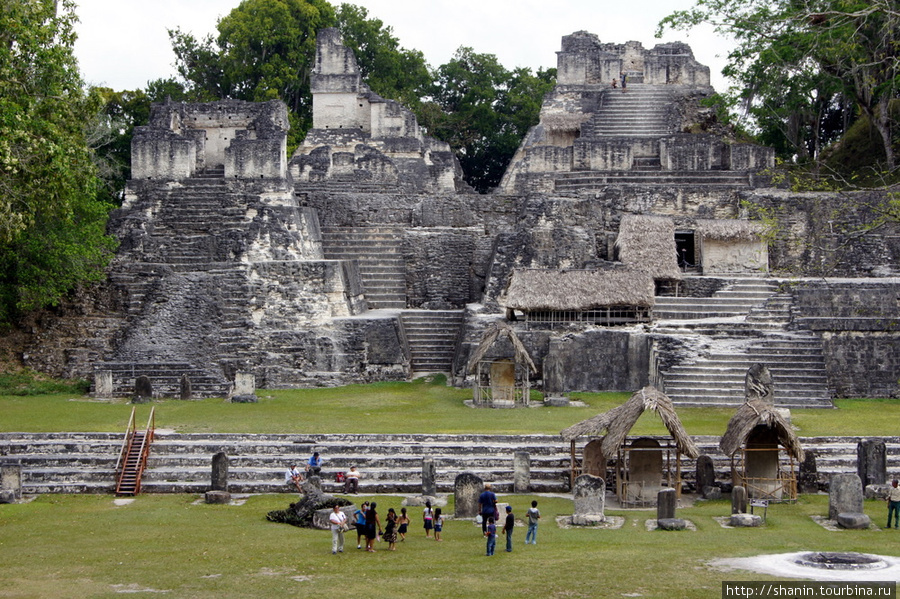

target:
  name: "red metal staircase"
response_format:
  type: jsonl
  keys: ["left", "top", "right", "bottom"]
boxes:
{"left": 115, "top": 407, "right": 155, "bottom": 496}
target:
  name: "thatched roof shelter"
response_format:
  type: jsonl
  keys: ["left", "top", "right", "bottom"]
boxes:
{"left": 615, "top": 214, "right": 682, "bottom": 281}
{"left": 499, "top": 268, "right": 655, "bottom": 311}
{"left": 560, "top": 386, "right": 700, "bottom": 459}
{"left": 466, "top": 321, "right": 537, "bottom": 375}
{"left": 719, "top": 399, "right": 804, "bottom": 462}
{"left": 696, "top": 219, "right": 768, "bottom": 242}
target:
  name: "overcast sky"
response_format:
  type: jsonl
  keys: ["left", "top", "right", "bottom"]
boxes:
{"left": 73, "top": 0, "right": 732, "bottom": 93}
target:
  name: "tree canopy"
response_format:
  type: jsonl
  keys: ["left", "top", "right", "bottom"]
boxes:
{"left": 0, "top": 0, "right": 116, "bottom": 324}
{"left": 660, "top": 0, "right": 899, "bottom": 171}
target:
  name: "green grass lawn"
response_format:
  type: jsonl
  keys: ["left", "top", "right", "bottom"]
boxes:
{"left": 0, "top": 493, "right": 897, "bottom": 599}
{"left": 0, "top": 376, "right": 898, "bottom": 436}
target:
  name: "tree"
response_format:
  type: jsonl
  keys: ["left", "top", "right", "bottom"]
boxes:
{"left": 335, "top": 4, "right": 430, "bottom": 111}
{"left": 0, "top": 0, "right": 116, "bottom": 323}
{"left": 660, "top": 0, "right": 899, "bottom": 170}
{"left": 423, "top": 47, "right": 555, "bottom": 192}
{"left": 170, "top": 0, "right": 335, "bottom": 144}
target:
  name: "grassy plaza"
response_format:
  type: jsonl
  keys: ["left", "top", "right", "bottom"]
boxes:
{"left": 1, "top": 379, "right": 898, "bottom": 598}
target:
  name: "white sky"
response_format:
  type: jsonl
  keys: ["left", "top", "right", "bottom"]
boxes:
{"left": 73, "top": 0, "right": 732, "bottom": 93}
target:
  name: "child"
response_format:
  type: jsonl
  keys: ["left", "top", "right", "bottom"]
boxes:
{"left": 526, "top": 500, "right": 540, "bottom": 544}
{"left": 484, "top": 517, "right": 497, "bottom": 556}
{"left": 502, "top": 505, "right": 515, "bottom": 552}
{"left": 423, "top": 500, "right": 434, "bottom": 538}
{"left": 433, "top": 507, "right": 443, "bottom": 541}
{"left": 397, "top": 507, "right": 410, "bottom": 541}
{"left": 383, "top": 508, "right": 398, "bottom": 551}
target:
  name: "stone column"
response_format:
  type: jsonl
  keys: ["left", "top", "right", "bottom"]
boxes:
{"left": 695, "top": 455, "right": 715, "bottom": 497}
{"left": 94, "top": 371, "right": 113, "bottom": 398}
{"left": 657, "top": 488, "right": 676, "bottom": 520}
{"left": 856, "top": 439, "right": 887, "bottom": 486}
{"left": 134, "top": 376, "right": 153, "bottom": 402}
{"left": 0, "top": 465, "right": 22, "bottom": 503}
{"left": 572, "top": 474, "right": 605, "bottom": 525}
{"left": 211, "top": 452, "right": 229, "bottom": 492}
{"left": 179, "top": 374, "right": 192, "bottom": 400}
{"left": 798, "top": 451, "right": 819, "bottom": 494}
{"left": 422, "top": 458, "right": 436, "bottom": 497}
{"left": 731, "top": 485, "right": 747, "bottom": 514}
{"left": 513, "top": 451, "right": 530, "bottom": 494}
{"left": 454, "top": 472, "right": 483, "bottom": 518}
{"left": 828, "top": 473, "right": 864, "bottom": 520}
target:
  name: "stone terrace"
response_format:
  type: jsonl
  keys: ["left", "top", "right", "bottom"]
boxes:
{"left": 2, "top": 432, "right": 897, "bottom": 496}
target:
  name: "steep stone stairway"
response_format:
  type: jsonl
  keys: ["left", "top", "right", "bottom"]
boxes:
{"left": 4, "top": 432, "right": 896, "bottom": 496}
{"left": 654, "top": 279, "right": 832, "bottom": 407}
{"left": 320, "top": 226, "right": 407, "bottom": 309}
{"left": 399, "top": 310, "right": 465, "bottom": 374}
{"left": 588, "top": 84, "right": 674, "bottom": 137}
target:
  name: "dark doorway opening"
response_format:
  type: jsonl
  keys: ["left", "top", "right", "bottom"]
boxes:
{"left": 675, "top": 230, "right": 696, "bottom": 270}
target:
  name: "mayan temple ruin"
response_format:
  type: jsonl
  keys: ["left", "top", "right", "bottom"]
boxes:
{"left": 17, "top": 28, "right": 899, "bottom": 405}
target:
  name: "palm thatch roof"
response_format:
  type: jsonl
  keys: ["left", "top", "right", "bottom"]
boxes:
{"left": 466, "top": 321, "right": 538, "bottom": 374}
{"left": 560, "top": 386, "right": 700, "bottom": 459}
{"left": 499, "top": 268, "right": 655, "bottom": 311}
{"left": 696, "top": 219, "right": 768, "bottom": 242}
{"left": 615, "top": 214, "right": 682, "bottom": 281}
{"left": 719, "top": 399, "right": 804, "bottom": 461}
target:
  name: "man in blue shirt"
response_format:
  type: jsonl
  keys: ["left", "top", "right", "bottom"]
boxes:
{"left": 306, "top": 452, "right": 323, "bottom": 476}
{"left": 478, "top": 483, "right": 497, "bottom": 533}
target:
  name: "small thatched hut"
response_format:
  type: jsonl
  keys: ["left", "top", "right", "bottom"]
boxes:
{"left": 466, "top": 322, "right": 538, "bottom": 407}
{"left": 720, "top": 399, "right": 804, "bottom": 501}
{"left": 499, "top": 268, "right": 654, "bottom": 327}
{"left": 696, "top": 219, "right": 769, "bottom": 275}
{"left": 560, "top": 386, "right": 700, "bottom": 505}
{"left": 615, "top": 214, "right": 683, "bottom": 284}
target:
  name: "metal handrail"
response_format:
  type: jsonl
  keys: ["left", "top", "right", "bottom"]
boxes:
{"left": 114, "top": 407, "right": 137, "bottom": 474}
{"left": 133, "top": 407, "right": 156, "bottom": 494}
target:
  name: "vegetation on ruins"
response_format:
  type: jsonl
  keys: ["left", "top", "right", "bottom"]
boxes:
{"left": 0, "top": 0, "right": 117, "bottom": 325}
{"left": 660, "top": 0, "right": 899, "bottom": 174}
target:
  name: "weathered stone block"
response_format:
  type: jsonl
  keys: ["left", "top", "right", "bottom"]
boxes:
{"left": 857, "top": 439, "right": 887, "bottom": 486}
{"left": 731, "top": 486, "right": 747, "bottom": 515}
{"left": 836, "top": 512, "right": 871, "bottom": 530}
{"left": 421, "top": 458, "right": 436, "bottom": 497}
{"left": 573, "top": 474, "right": 605, "bottom": 518}
{"left": 657, "top": 517, "right": 687, "bottom": 531}
{"left": 729, "top": 513, "right": 762, "bottom": 527}
{"left": 657, "top": 488, "right": 677, "bottom": 520}
{"left": 703, "top": 486, "right": 722, "bottom": 500}
{"left": 513, "top": 452, "right": 530, "bottom": 494}
{"left": 696, "top": 455, "right": 715, "bottom": 496}
{"left": 205, "top": 490, "right": 231, "bottom": 504}
{"left": 211, "top": 452, "right": 229, "bottom": 492}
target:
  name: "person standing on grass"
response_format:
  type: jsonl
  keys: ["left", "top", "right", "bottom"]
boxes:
{"left": 365, "top": 502, "right": 382, "bottom": 552}
{"left": 433, "top": 508, "right": 444, "bottom": 541}
{"left": 478, "top": 483, "right": 497, "bottom": 533}
{"left": 329, "top": 505, "right": 347, "bottom": 554}
{"left": 354, "top": 501, "right": 369, "bottom": 549}
{"left": 423, "top": 500, "right": 434, "bottom": 537}
{"left": 485, "top": 517, "right": 497, "bottom": 556}
{"left": 397, "top": 507, "right": 410, "bottom": 541}
{"left": 888, "top": 479, "right": 900, "bottom": 529}
{"left": 525, "top": 500, "right": 540, "bottom": 544}
{"left": 502, "top": 505, "right": 515, "bottom": 552}
{"left": 383, "top": 508, "right": 398, "bottom": 551}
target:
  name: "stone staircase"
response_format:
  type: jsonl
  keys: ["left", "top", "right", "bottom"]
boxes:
{"left": 587, "top": 84, "right": 674, "bottom": 138}
{"left": 654, "top": 279, "right": 833, "bottom": 407}
{"left": 661, "top": 334, "right": 832, "bottom": 408}
{"left": 320, "top": 226, "right": 407, "bottom": 309}
{"left": 3, "top": 432, "right": 897, "bottom": 496}
{"left": 654, "top": 279, "right": 779, "bottom": 320}
{"left": 553, "top": 170, "right": 753, "bottom": 191}
{"left": 399, "top": 310, "right": 465, "bottom": 374}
